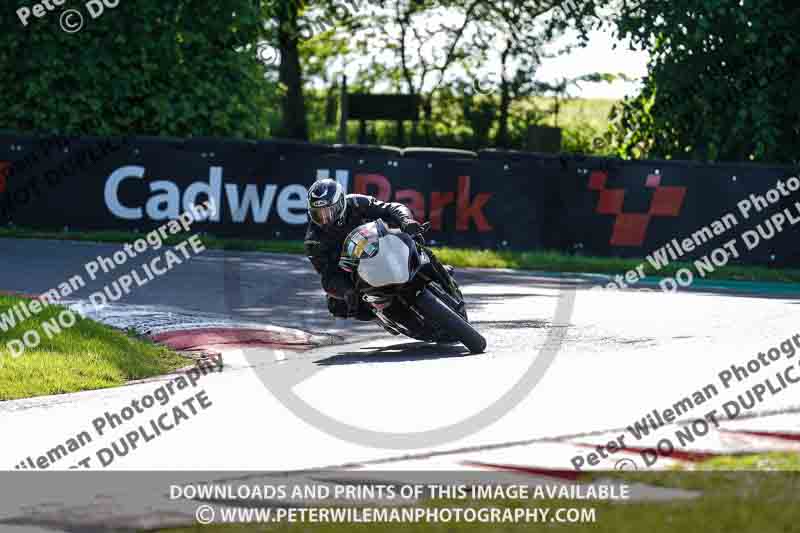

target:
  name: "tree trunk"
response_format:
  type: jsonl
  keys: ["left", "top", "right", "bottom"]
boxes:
{"left": 494, "top": 40, "right": 512, "bottom": 148}
{"left": 496, "top": 81, "right": 511, "bottom": 148}
{"left": 423, "top": 95, "right": 433, "bottom": 145}
{"left": 395, "top": 120, "right": 405, "bottom": 146}
{"left": 277, "top": 0, "right": 308, "bottom": 140}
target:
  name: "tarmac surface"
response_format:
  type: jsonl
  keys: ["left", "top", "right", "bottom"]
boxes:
{"left": 1, "top": 237, "right": 799, "bottom": 529}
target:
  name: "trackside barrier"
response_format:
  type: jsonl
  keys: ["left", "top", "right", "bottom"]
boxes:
{"left": 1, "top": 136, "right": 799, "bottom": 265}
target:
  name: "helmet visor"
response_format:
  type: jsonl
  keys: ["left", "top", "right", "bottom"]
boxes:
{"left": 309, "top": 195, "right": 345, "bottom": 226}
{"left": 309, "top": 204, "right": 338, "bottom": 226}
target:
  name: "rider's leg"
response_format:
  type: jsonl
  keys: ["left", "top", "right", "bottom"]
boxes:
{"left": 327, "top": 295, "right": 374, "bottom": 321}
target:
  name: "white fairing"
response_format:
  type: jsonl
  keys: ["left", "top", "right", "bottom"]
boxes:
{"left": 357, "top": 234, "right": 412, "bottom": 287}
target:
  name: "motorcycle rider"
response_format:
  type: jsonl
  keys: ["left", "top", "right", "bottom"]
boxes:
{"left": 304, "top": 178, "right": 453, "bottom": 321}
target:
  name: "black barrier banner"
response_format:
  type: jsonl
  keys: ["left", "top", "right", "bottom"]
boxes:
{"left": 310, "top": 155, "right": 545, "bottom": 249}
{"left": 2, "top": 134, "right": 800, "bottom": 265}
{"left": 562, "top": 157, "right": 800, "bottom": 266}
{"left": 0, "top": 136, "right": 544, "bottom": 249}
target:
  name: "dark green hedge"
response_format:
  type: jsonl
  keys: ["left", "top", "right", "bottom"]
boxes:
{"left": 2, "top": 1, "right": 277, "bottom": 139}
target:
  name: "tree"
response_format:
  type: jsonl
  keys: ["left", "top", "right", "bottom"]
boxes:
{"left": 269, "top": 0, "right": 309, "bottom": 139}
{"left": 1, "top": 1, "right": 274, "bottom": 138}
{"left": 267, "top": 0, "right": 369, "bottom": 140}
{"left": 611, "top": 0, "right": 800, "bottom": 162}
{"left": 358, "top": 0, "right": 493, "bottom": 143}
{"left": 466, "top": 0, "right": 608, "bottom": 147}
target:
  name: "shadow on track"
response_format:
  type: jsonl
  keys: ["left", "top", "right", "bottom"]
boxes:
{"left": 469, "top": 319, "right": 556, "bottom": 329}
{"left": 314, "top": 341, "right": 478, "bottom": 366}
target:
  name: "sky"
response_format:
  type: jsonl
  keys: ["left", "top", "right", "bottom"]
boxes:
{"left": 537, "top": 27, "right": 650, "bottom": 99}
{"left": 314, "top": 5, "right": 652, "bottom": 102}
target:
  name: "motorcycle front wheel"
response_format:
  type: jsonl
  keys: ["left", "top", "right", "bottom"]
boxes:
{"left": 415, "top": 288, "right": 486, "bottom": 354}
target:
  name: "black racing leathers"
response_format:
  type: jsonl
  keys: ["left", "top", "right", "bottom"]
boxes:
{"left": 304, "top": 194, "right": 415, "bottom": 301}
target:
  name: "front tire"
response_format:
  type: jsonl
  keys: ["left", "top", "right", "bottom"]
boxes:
{"left": 415, "top": 288, "right": 486, "bottom": 354}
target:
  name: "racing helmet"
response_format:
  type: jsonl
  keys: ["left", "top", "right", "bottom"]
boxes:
{"left": 308, "top": 179, "right": 347, "bottom": 227}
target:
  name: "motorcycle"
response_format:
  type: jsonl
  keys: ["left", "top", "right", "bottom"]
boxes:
{"left": 338, "top": 219, "right": 486, "bottom": 354}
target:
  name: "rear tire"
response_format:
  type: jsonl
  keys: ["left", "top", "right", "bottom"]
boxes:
{"left": 416, "top": 289, "right": 486, "bottom": 354}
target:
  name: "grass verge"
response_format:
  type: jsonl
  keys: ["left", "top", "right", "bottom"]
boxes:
{"left": 155, "top": 453, "right": 800, "bottom": 533}
{"left": 434, "top": 247, "right": 800, "bottom": 283}
{"left": 3, "top": 226, "right": 800, "bottom": 284}
{"left": 0, "top": 295, "right": 189, "bottom": 400}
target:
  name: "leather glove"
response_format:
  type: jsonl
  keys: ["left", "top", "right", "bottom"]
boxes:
{"left": 402, "top": 219, "right": 423, "bottom": 235}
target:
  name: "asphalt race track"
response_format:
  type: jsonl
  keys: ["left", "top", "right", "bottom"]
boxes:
{"left": 2, "top": 237, "right": 800, "bottom": 474}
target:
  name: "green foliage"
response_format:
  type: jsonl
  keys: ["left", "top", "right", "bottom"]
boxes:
{"left": 1, "top": 1, "right": 278, "bottom": 138}
{"left": 1, "top": 0, "right": 619, "bottom": 152}
{"left": 304, "top": 84, "right": 616, "bottom": 152}
{"left": 0, "top": 295, "right": 188, "bottom": 400}
{"left": 461, "top": 92, "right": 498, "bottom": 149}
{"left": 612, "top": 0, "right": 800, "bottom": 163}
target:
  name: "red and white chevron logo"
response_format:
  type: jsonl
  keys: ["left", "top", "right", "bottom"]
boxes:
{"left": 0, "top": 161, "right": 9, "bottom": 194}
{"left": 588, "top": 170, "right": 687, "bottom": 246}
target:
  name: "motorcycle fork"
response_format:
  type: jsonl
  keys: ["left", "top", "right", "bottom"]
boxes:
{"left": 417, "top": 271, "right": 466, "bottom": 318}
{"left": 420, "top": 259, "right": 462, "bottom": 303}
{"left": 426, "top": 251, "right": 460, "bottom": 296}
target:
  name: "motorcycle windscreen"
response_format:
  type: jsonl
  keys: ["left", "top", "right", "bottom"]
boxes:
{"left": 357, "top": 233, "right": 412, "bottom": 287}
{"left": 340, "top": 222, "right": 381, "bottom": 272}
